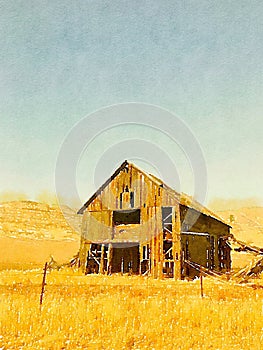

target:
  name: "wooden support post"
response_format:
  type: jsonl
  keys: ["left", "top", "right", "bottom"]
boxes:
{"left": 79, "top": 240, "right": 90, "bottom": 273}
{"left": 173, "top": 205, "right": 181, "bottom": 280}
{"left": 158, "top": 232, "right": 163, "bottom": 279}
{"left": 99, "top": 244, "right": 105, "bottom": 274}
{"left": 157, "top": 207, "right": 164, "bottom": 279}
{"left": 153, "top": 237, "right": 158, "bottom": 279}
{"left": 200, "top": 266, "right": 204, "bottom": 298}
{"left": 108, "top": 243, "right": 113, "bottom": 275}
{"left": 40, "top": 262, "right": 48, "bottom": 310}
{"left": 150, "top": 237, "right": 154, "bottom": 277}
{"left": 139, "top": 243, "right": 143, "bottom": 275}
{"left": 149, "top": 207, "right": 155, "bottom": 278}
{"left": 121, "top": 256, "right": 124, "bottom": 275}
{"left": 79, "top": 212, "right": 90, "bottom": 272}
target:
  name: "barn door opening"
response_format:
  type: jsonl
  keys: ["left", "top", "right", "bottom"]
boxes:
{"left": 111, "top": 243, "right": 140, "bottom": 274}
{"left": 86, "top": 243, "right": 140, "bottom": 274}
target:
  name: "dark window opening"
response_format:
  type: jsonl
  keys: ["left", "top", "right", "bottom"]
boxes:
{"left": 162, "top": 207, "right": 173, "bottom": 239}
{"left": 162, "top": 207, "right": 173, "bottom": 225}
{"left": 113, "top": 209, "right": 140, "bottom": 225}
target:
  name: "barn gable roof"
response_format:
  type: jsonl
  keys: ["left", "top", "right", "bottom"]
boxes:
{"left": 77, "top": 160, "right": 230, "bottom": 227}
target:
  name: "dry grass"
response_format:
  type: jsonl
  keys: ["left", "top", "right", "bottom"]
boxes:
{"left": 0, "top": 267, "right": 262, "bottom": 350}
{"left": 0, "top": 237, "right": 78, "bottom": 270}
{"left": 0, "top": 200, "right": 262, "bottom": 349}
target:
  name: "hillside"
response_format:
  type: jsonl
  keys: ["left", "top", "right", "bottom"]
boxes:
{"left": 0, "top": 201, "right": 80, "bottom": 268}
{"left": 217, "top": 207, "right": 263, "bottom": 247}
{"left": 0, "top": 200, "right": 80, "bottom": 241}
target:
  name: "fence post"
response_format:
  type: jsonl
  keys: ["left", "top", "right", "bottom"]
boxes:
{"left": 40, "top": 262, "right": 48, "bottom": 310}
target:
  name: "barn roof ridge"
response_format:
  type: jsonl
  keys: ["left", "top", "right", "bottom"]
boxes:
{"left": 77, "top": 160, "right": 230, "bottom": 227}
{"left": 77, "top": 160, "right": 129, "bottom": 214}
{"left": 126, "top": 162, "right": 229, "bottom": 225}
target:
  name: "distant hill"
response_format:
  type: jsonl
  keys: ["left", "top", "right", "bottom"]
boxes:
{"left": 0, "top": 201, "right": 81, "bottom": 267}
{"left": 217, "top": 207, "right": 263, "bottom": 247}
{"left": 0, "top": 200, "right": 80, "bottom": 241}
{"left": 0, "top": 201, "right": 262, "bottom": 269}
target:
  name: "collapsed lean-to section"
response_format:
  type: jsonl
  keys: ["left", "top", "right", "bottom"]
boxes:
{"left": 78, "top": 161, "right": 231, "bottom": 279}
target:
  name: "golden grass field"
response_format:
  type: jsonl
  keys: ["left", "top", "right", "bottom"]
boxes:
{"left": 0, "top": 267, "right": 262, "bottom": 350}
{"left": 0, "top": 201, "right": 263, "bottom": 349}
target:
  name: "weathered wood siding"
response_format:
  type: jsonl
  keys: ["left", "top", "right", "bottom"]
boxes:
{"left": 80, "top": 163, "right": 181, "bottom": 278}
{"left": 86, "top": 163, "right": 178, "bottom": 211}
{"left": 79, "top": 162, "right": 230, "bottom": 278}
{"left": 180, "top": 205, "right": 230, "bottom": 274}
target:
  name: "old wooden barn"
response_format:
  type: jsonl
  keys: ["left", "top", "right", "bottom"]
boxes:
{"left": 78, "top": 160, "right": 231, "bottom": 279}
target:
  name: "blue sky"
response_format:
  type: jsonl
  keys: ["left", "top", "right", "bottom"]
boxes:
{"left": 0, "top": 1, "right": 263, "bottom": 206}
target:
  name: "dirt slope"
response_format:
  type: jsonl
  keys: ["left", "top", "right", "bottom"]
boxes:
{"left": 0, "top": 201, "right": 80, "bottom": 268}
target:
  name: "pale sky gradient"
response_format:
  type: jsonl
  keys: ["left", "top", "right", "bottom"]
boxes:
{"left": 0, "top": 1, "right": 263, "bottom": 206}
